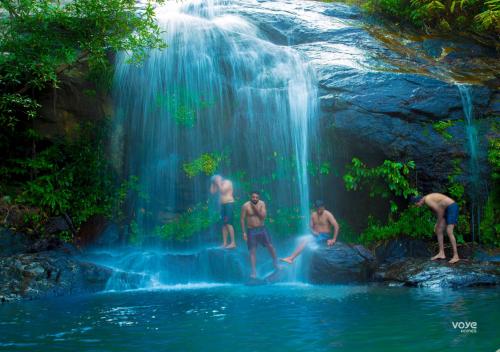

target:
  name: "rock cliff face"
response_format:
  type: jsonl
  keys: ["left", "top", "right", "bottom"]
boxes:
{"left": 233, "top": 0, "right": 498, "bottom": 193}
{"left": 35, "top": 62, "right": 112, "bottom": 141}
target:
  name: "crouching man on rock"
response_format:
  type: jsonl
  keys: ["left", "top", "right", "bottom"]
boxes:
{"left": 411, "top": 193, "right": 460, "bottom": 264}
{"left": 280, "top": 200, "right": 340, "bottom": 264}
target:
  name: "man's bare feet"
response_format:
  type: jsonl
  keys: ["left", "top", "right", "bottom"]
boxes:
{"left": 226, "top": 243, "right": 236, "bottom": 249}
{"left": 220, "top": 243, "right": 227, "bottom": 248}
{"left": 250, "top": 274, "right": 257, "bottom": 279}
{"left": 280, "top": 257, "right": 294, "bottom": 264}
{"left": 448, "top": 256, "right": 460, "bottom": 264}
{"left": 431, "top": 253, "right": 446, "bottom": 261}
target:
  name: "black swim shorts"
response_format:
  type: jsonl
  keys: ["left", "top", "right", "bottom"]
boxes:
{"left": 220, "top": 202, "right": 234, "bottom": 225}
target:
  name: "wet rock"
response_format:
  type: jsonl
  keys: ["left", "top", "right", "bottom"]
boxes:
{"left": 376, "top": 258, "right": 500, "bottom": 288}
{"left": 28, "top": 236, "right": 78, "bottom": 256}
{"left": 375, "top": 238, "right": 432, "bottom": 264}
{"left": 474, "top": 248, "right": 500, "bottom": 263}
{"left": 0, "top": 228, "right": 31, "bottom": 257}
{"left": 199, "top": 247, "right": 247, "bottom": 282}
{"left": 76, "top": 215, "right": 110, "bottom": 247}
{"left": 44, "top": 215, "right": 74, "bottom": 235}
{"left": 308, "top": 242, "right": 376, "bottom": 283}
{"left": 0, "top": 251, "right": 112, "bottom": 302}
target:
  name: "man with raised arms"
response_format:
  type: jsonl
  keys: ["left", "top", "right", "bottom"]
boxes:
{"left": 240, "top": 191, "right": 279, "bottom": 279}
{"left": 411, "top": 193, "right": 460, "bottom": 264}
{"left": 210, "top": 174, "right": 236, "bottom": 249}
{"left": 280, "top": 200, "right": 340, "bottom": 264}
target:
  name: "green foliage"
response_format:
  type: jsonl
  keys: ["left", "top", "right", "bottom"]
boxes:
{"left": 0, "top": 0, "right": 165, "bottom": 240}
{"left": 267, "top": 207, "right": 305, "bottom": 237}
{"left": 336, "top": 219, "right": 359, "bottom": 243}
{"left": 342, "top": 158, "right": 437, "bottom": 244}
{"left": 1, "top": 122, "right": 143, "bottom": 239}
{"left": 129, "top": 220, "right": 140, "bottom": 245}
{"left": 0, "top": 0, "right": 165, "bottom": 94}
{"left": 183, "top": 153, "right": 225, "bottom": 178}
{"left": 480, "top": 134, "right": 500, "bottom": 246}
{"left": 432, "top": 120, "right": 455, "bottom": 141}
{"left": 474, "top": 0, "right": 500, "bottom": 32}
{"left": 363, "top": 0, "right": 500, "bottom": 38}
{"left": 0, "top": 94, "right": 40, "bottom": 132}
{"left": 344, "top": 158, "right": 417, "bottom": 213}
{"left": 480, "top": 196, "right": 500, "bottom": 246}
{"left": 155, "top": 87, "right": 216, "bottom": 127}
{"left": 445, "top": 158, "right": 472, "bottom": 236}
{"left": 0, "top": 0, "right": 165, "bottom": 194}
{"left": 155, "top": 203, "right": 219, "bottom": 241}
{"left": 488, "top": 134, "right": 500, "bottom": 182}
{"left": 307, "top": 161, "right": 333, "bottom": 177}
{"left": 359, "top": 206, "right": 435, "bottom": 243}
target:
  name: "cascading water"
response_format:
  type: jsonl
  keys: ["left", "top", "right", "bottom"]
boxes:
{"left": 109, "top": 0, "right": 318, "bottom": 287}
{"left": 457, "top": 84, "right": 481, "bottom": 242}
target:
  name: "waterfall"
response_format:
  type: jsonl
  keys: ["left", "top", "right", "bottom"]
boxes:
{"left": 457, "top": 84, "right": 480, "bottom": 242}
{"left": 112, "top": 0, "right": 318, "bottom": 244}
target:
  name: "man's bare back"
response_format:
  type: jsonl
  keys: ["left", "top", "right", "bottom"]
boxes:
{"left": 423, "top": 193, "right": 455, "bottom": 215}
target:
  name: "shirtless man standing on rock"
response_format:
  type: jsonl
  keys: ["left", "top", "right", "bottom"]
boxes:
{"left": 240, "top": 191, "right": 279, "bottom": 279}
{"left": 210, "top": 174, "right": 236, "bottom": 249}
{"left": 280, "top": 200, "right": 340, "bottom": 264}
{"left": 411, "top": 193, "right": 460, "bottom": 264}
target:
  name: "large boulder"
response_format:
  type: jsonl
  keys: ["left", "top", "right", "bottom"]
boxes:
{"left": 308, "top": 242, "right": 376, "bottom": 283}
{"left": 0, "top": 251, "right": 112, "bottom": 302}
{"left": 376, "top": 258, "right": 500, "bottom": 288}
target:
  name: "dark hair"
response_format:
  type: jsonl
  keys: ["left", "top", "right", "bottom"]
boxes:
{"left": 410, "top": 195, "right": 423, "bottom": 204}
{"left": 250, "top": 190, "right": 260, "bottom": 195}
{"left": 315, "top": 200, "right": 325, "bottom": 208}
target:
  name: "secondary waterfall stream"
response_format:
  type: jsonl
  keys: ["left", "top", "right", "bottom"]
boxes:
{"left": 457, "top": 84, "right": 482, "bottom": 242}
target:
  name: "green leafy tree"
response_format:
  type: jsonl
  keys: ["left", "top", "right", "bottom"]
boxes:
{"left": 0, "top": 0, "right": 165, "bottom": 239}
{"left": 343, "top": 158, "right": 433, "bottom": 243}
{"left": 344, "top": 158, "right": 417, "bottom": 213}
